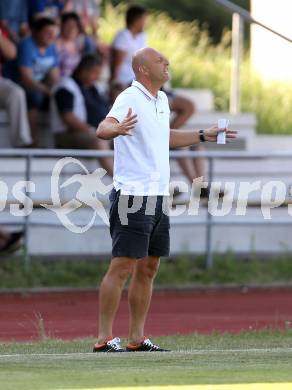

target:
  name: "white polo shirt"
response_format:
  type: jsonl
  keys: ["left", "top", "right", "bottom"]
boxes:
{"left": 106, "top": 80, "right": 171, "bottom": 196}
{"left": 111, "top": 29, "right": 147, "bottom": 85}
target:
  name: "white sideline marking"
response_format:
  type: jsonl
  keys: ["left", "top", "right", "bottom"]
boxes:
{"left": 1, "top": 347, "right": 292, "bottom": 358}
{"left": 66, "top": 385, "right": 292, "bottom": 390}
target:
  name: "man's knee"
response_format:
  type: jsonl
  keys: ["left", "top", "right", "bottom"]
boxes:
{"left": 136, "top": 256, "right": 160, "bottom": 279}
{"left": 13, "top": 84, "right": 26, "bottom": 102}
{"left": 171, "top": 95, "right": 195, "bottom": 116}
{"left": 107, "top": 257, "right": 136, "bottom": 282}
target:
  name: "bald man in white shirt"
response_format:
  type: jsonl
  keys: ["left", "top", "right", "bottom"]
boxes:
{"left": 93, "top": 47, "right": 237, "bottom": 353}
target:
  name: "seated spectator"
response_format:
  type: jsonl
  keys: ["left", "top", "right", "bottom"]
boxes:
{"left": 18, "top": 17, "right": 60, "bottom": 146}
{"left": 51, "top": 53, "right": 113, "bottom": 176}
{"left": 0, "top": 0, "right": 30, "bottom": 43}
{"left": 56, "top": 12, "right": 96, "bottom": 77}
{"left": 0, "top": 25, "right": 32, "bottom": 146}
{"left": 0, "top": 228, "right": 23, "bottom": 254}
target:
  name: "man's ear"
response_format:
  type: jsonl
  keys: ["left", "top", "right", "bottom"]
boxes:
{"left": 139, "top": 65, "right": 148, "bottom": 75}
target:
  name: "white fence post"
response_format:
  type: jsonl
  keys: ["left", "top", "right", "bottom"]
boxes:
{"left": 230, "top": 13, "right": 244, "bottom": 114}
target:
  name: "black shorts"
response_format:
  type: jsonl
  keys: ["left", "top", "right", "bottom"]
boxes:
{"left": 109, "top": 189, "right": 170, "bottom": 258}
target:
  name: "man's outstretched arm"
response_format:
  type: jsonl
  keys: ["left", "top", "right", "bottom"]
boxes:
{"left": 96, "top": 108, "right": 137, "bottom": 140}
{"left": 169, "top": 127, "right": 237, "bottom": 148}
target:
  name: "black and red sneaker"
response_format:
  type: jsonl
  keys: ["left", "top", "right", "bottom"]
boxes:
{"left": 93, "top": 337, "right": 126, "bottom": 353}
{"left": 126, "top": 337, "right": 170, "bottom": 352}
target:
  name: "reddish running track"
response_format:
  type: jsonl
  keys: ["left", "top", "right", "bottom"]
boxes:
{"left": 1, "top": 288, "right": 292, "bottom": 341}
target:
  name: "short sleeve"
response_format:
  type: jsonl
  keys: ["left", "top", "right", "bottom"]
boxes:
{"left": 106, "top": 92, "right": 133, "bottom": 123}
{"left": 18, "top": 39, "right": 33, "bottom": 68}
{"left": 139, "top": 32, "right": 147, "bottom": 47}
{"left": 112, "top": 30, "right": 128, "bottom": 52}
{"left": 55, "top": 88, "right": 74, "bottom": 113}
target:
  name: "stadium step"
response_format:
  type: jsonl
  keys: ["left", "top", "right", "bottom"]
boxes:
{"left": 1, "top": 206, "right": 292, "bottom": 256}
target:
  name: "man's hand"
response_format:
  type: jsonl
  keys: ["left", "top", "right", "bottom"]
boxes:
{"left": 96, "top": 108, "right": 137, "bottom": 140}
{"left": 116, "top": 108, "right": 137, "bottom": 136}
{"left": 204, "top": 126, "right": 237, "bottom": 142}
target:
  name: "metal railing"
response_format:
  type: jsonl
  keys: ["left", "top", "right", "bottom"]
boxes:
{"left": 1, "top": 148, "right": 292, "bottom": 269}
{"left": 213, "top": 0, "right": 292, "bottom": 114}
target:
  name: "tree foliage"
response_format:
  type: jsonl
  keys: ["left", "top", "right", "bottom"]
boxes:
{"left": 105, "top": 0, "right": 250, "bottom": 42}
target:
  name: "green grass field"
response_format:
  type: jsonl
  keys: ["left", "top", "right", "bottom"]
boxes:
{"left": 1, "top": 332, "right": 292, "bottom": 390}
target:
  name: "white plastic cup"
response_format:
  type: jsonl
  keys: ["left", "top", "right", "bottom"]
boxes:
{"left": 217, "top": 118, "right": 229, "bottom": 144}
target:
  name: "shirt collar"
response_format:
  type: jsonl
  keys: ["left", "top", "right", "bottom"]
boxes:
{"left": 132, "top": 80, "right": 160, "bottom": 101}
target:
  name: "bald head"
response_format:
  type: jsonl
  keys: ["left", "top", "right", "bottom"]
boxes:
{"left": 132, "top": 47, "right": 161, "bottom": 76}
{"left": 132, "top": 47, "right": 169, "bottom": 88}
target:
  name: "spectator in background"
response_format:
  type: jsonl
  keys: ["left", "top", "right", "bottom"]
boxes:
{"left": 56, "top": 12, "right": 96, "bottom": 77}
{"left": 110, "top": 5, "right": 147, "bottom": 100}
{"left": 0, "top": 0, "right": 30, "bottom": 43}
{"left": 0, "top": 25, "right": 32, "bottom": 146}
{"left": 56, "top": 12, "right": 83, "bottom": 77}
{"left": 18, "top": 17, "right": 60, "bottom": 146}
{"left": 51, "top": 54, "right": 113, "bottom": 176}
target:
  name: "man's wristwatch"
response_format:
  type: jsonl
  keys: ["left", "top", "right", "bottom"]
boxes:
{"left": 199, "top": 129, "right": 206, "bottom": 143}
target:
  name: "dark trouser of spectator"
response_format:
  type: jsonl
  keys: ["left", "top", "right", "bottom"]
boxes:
{"left": 26, "top": 87, "right": 50, "bottom": 147}
{"left": 0, "top": 229, "right": 23, "bottom": 254}
{"left": 55, "top": 129, "right": 113, "bottom": 177}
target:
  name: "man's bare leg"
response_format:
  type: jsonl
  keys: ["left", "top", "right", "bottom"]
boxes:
{"left": 176, "top": 151, "right": 198, "bottom": 183}
{"left": 97, "top": 257, "right": 136, "bottom": 343}
{"left": 169, "top": 95, "right": 207, "bottom": 184}
{"left": 192, "top": 145, "right": 206, "bottom": 179}
{"left": 128, "top": 256, "right": 160, "bottom": 344}
{"left": 170, "top": 95, "right": 194, "bottom": 130}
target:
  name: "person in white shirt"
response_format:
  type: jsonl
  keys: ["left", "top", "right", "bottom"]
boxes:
{"left": 93, "top": 47, "right": 237, "bottom": 353}
{"left": 110, "top": 5, "right": 147, "bottom": 100}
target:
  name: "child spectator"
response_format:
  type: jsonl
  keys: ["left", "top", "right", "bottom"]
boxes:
{"left": 18, "top": 17, "right": 60, "bottom": 146}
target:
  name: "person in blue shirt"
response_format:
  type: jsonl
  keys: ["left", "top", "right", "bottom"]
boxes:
{"left": 18, "top": 17, "right": 60, "bottom": 146}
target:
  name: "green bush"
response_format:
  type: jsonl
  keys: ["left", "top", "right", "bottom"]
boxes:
{"left": 100, "top": 5, "right": 292, "bottom": 135}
